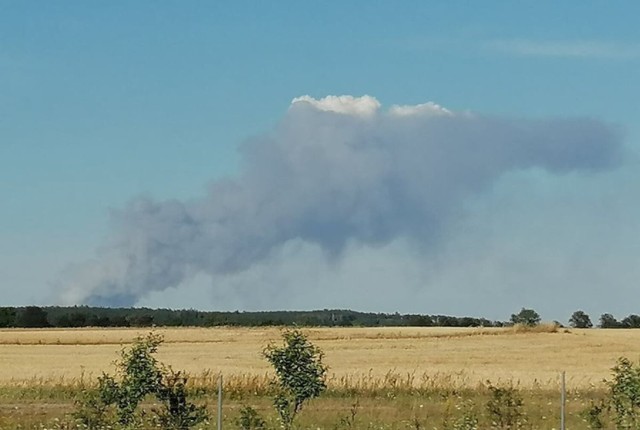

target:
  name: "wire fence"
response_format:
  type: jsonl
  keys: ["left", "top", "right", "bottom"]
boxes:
{"left": 4, "top": 371, "right": 577, "bottom": 430}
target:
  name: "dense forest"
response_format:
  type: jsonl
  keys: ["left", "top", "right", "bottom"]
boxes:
{"left": 0, "top": 306, "right": 503, "bottom": 328}
{"left": 0, "top": 306, "right": 637, "bottom": 329}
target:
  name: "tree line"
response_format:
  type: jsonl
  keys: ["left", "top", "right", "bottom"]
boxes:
{"left": 0, "top": 306, "right": 502, "bottom": 328}
{"left": 508, "top": 308, "right": 640, "bottom": 329}
{"left": 0, "top": 305, "right": 635, "bottom": 329}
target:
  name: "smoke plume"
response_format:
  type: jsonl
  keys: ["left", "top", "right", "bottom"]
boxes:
{"left": 57, "top": 95, "right": 623, "bottom": 307}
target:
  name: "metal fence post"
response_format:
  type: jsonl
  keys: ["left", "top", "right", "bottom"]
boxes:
{"left": 560, "top": 370, "right": 566, "bottom": 430}
{"left": 218, "top": 374, "right": 223, "bottom": 430}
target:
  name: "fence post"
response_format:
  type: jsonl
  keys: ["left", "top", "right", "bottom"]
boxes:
{"left": 560, "top": 370, "right": 566, "bottom": 430}
{"left": 218, "top": 374, "right": 223, "bottom": 430}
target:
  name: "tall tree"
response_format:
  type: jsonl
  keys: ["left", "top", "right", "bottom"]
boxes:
{"left": 599, "top": 313, "right": 621, "bottom": 328}
{"left": 622, "top": 314, "right": 640, "bottom": 328}
{"left": 569, "top": 310, "right": 593, "bottom": 328}
{"left": 510, "top": 308, "right": 541, "bottom": 327}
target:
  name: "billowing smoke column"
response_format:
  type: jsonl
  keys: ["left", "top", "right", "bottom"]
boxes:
{"left": 57, "top": 95, "right": 622, "bottom": 306}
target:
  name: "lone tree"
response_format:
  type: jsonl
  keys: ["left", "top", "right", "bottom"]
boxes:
{"left": 569, "top": 310, "right": 593, "bottom": 328}
{"left": 263, "top": 328, "right": 327, "bottom": 430}
{"left": 510, "top": 308, "right": 541, "bottom": 327}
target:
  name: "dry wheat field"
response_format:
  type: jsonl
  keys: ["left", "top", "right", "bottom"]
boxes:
{"left": 0, "top": 325, "right": 637, "bottom": 388}
{"left": 0, "top": 325, "right": 638, "bottom": 428}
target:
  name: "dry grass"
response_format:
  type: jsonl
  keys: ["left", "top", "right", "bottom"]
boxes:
{"left": 0, "top": 326, "right": 638, "bottom": 391}
{"left": 510, "top": 322, "right": 560, "bottom": 333}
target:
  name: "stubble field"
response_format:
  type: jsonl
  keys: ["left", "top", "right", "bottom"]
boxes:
{"left": 0, "top": 326, "right": 638, "bottom": 428}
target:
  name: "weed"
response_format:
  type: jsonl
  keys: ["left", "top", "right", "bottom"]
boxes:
{"left": 453, "top": 400, "right": 478, "bottom": 430}
{"left": 236, "top": 405, "right": 267, "bottom": 430}
{"left": 581, "top": 400, "right": 605, "bottom": 429}
{"left": 335, "top": 399, "right": 359, "bottom": 429}
{"left": 485, "top": 381, "right": 526, "bottom": 429}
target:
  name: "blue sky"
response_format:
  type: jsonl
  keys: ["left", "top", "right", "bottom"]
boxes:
{"left": 1, "top": 2, "right": 639, "bottom": 321}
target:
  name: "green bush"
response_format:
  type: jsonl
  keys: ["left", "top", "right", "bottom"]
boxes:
{"left": 235, "top": 405, "right": 267, "bottom": 430}
{"left": 263, "top": 328, "right": 327, "bottom": 430}
{"left": 580, "top": 356, "right": 640, "bottom": 428}
{"left": 608, "top": 357, "right": 640, "bottom": 428}
{"left": 74, "top": 332, "right": 208, "bottom": 429}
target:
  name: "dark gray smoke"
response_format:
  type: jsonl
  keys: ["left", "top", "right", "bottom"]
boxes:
{"left": 57, "top": 95, "right": 623, "bottom": 306}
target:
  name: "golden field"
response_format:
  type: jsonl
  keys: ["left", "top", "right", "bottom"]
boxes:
{"left": 0, "top": 325, "right": 637, "bottom": 390}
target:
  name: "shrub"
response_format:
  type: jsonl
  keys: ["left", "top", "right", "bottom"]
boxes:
{"left": 485, "top": 382, "right": 526, "bottom": 429}
{"left": 510, "top": 322, "right": 558, "bottom": 334}
{"left": 608, "top": 357, "right": 640, "bottom": 428}
{"left": 74, "top": 332, "right": 208, "bottom": 429}
{"left": 580, "top": 356, "right": 640, "bottom": 428}
{"left": 582, "top": 400, "right": 605, "bottom": 429}
{"left": 155, "top": 369, "right": 209, "bottom": 430}
{"left": 235, "top": 405, "right": 267, "bottom": 430}
{"left": 263, "top": 328, "right": 327, "bottom": 430}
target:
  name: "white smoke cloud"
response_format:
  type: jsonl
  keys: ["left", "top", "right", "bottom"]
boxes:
{"left": 55, "top": 95, "right": 624, "bottom": 310}
{"left": 389, "top": 102, "right": 452, "bottom": 117}
{"left": 291, "top": 95, "right": 381, "bottom": 117}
